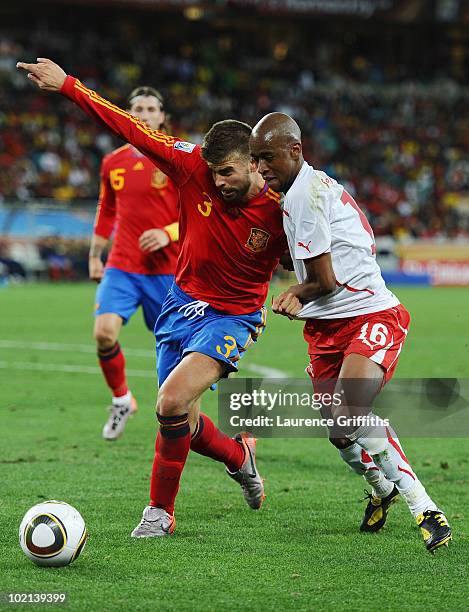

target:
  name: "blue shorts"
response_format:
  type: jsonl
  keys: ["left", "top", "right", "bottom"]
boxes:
{"left": 155, "top": 283, "right": 267, "bottom": 386}
{"left": 95, "top": 267, "right": 174, "bottom": 331}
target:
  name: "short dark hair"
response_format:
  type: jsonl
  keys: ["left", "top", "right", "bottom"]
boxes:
{"left": 127, "top": 86, "right": 165, "bottom": 110}
{"left": 201, "top": 120, "right": 252, "bottom": 164}
{"left": 127, "top": 86, "right": 170, "bottom": 133}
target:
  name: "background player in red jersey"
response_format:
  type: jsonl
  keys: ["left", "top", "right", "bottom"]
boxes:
{"left": 89, "top": 86, "right": 179, "bottom": 440}
{"left": 250, "top": 112, "right": 452, "bottom": 553}
{"left": 17, "top": 58, "right": 286, "bottom": 538}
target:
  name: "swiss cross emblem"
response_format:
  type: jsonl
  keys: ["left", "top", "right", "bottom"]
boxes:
{"left": 151, "top": 169, "right": 168, "bottom": 189}
{"left": 245, "top": 228, "right": 270, "bottom": 252}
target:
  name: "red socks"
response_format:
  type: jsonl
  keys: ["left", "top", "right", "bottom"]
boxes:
{"left": 149, "top": 413, "right": 245, "bottom": 515}
{"left": 190, "top": 413, "right": 245, "bottom": 473}
{"left": 97, "top": 342, "right": 128, "bottom": 397}
{"left": 150, "top": 413, "right": 191, "bottom": 515}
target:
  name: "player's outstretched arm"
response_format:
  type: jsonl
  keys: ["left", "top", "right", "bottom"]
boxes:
{"left": 16, "top": 59, "right": 191, "bottom": 183}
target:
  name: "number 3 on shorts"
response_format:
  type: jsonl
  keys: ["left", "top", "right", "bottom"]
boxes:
{"left": 216, "top": 335, "right": 237, "bottom": 359}
{"left": 357, "top": 322, "right": 390, "bottom": 349}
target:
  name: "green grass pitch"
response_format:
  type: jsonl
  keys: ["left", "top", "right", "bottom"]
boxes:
{"left": 1, "top": 283, "right": 468, "bottom": 611}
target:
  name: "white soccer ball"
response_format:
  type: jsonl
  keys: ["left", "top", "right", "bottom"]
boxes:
{"left": 19, "top": 500, "right": 88, "bottom": 567}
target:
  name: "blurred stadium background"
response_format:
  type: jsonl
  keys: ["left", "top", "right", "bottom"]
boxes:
{"left": 2, "top": 2, "right": 469, "bottom": 608}
{"left": 1, "top": 0, "right": 468, "bottom": 285}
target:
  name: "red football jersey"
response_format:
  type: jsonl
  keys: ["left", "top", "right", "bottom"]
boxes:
{"left": 95, "top": 144, "right": 179, "bottom": 275}
{"left": 62, "top": 76, "right": 286, "bottom": 314}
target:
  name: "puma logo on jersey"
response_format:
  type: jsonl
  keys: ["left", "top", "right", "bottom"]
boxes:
{"left": 298, "top": 240, "right": 312, "bottom": 253}
{"left": 133, "top": 161, "right": 144, "bottom": 171}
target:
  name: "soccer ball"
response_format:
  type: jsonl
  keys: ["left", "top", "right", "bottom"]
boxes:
{"left": 19, "top": 500, "right": 88, "bottom": 567}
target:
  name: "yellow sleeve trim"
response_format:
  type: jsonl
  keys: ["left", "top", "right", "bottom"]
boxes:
{"left": 74, "top": 80, "right": 175, "bottom": 147}
{"left": 163, "top": 222, "right": 179, "bottom": 242}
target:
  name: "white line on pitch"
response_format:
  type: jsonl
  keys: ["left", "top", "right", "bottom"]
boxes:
{"left": 0, "top": 339, "right": 154, "bottom": 357}
{"left": 0, "top": 360, "right": 289, "bottom": 379}
{"left": 243, "top": 363, "right": 290, "bottom": 377}
{"left": 0, "top": 360, "right": 155, "bottom": 377}
{"left": 0, "top": 339, "right": 289, "bottom": 377}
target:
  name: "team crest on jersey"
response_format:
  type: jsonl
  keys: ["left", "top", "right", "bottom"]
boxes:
{"left": 151, "top": 169, "right": 168, "bottom": 189}
{"left": 245, "top": 228, "right": 270, "bottom": 252}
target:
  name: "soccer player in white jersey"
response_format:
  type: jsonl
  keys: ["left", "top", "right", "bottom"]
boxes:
{"left": 250, "top": 112, "right": 452, "bottom": 553}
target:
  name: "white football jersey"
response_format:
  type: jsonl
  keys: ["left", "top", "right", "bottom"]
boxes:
{"left": 282, "top": 162, "right": 399, "bottom": 319}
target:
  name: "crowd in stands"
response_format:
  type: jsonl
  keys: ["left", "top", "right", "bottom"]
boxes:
{"left": 0, "top": 236, "right": 89, "bottom": 283}
{"left": 0, "top": 7, "right": 468, "bottom": 247}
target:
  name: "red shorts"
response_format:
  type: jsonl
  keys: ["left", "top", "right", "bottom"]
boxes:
{"left": 304, "top": 304, "right": 410, "bottom": 384}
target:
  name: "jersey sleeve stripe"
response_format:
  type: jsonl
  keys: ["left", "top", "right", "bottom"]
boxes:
{"left": 267, "top": 188, "right": 280, "bottom": 199}
{"left": 74, "top": 80, "right": 174, "bottom": 147}
{"left": 265, "top": 189, "right": 281, "bottom": 203}
{"left": 74, "top": 80, "right": 176, "bottom": 148}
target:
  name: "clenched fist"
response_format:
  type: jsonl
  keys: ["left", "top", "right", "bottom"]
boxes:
{"left": 272, "top": 290, "right": 302, "bottom": 319}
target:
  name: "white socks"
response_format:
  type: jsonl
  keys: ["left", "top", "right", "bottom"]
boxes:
{"left": 112, "top": 390, "right": 132, "bottom": 406}
{"left": 399, "top": 481, "right": 437, "bottom": 517}
{"left": 339, "top": 442, "right": 394, "bottom": 498}
{"left": 341, "top": 419, "right": 438, "bottom": 517}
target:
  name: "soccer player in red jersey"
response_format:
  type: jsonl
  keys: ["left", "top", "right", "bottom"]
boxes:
{"left": 90, "top": 86, "right": 179, "bottom": 441}
{"left": 17, "top": 58, "right": 286, "bottom": 537}
{"left": 250, "top": 112, "right": 452, "bottom": 553}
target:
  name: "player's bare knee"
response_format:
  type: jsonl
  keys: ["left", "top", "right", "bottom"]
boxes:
{"left": 156, "top": 388, "right": 187, "bottom": 417}
{"left": 94, "top": 323, "right": 118, "bottom": 349}
{"left": 329, "top": 436, "right": 354, "bottom": 449}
